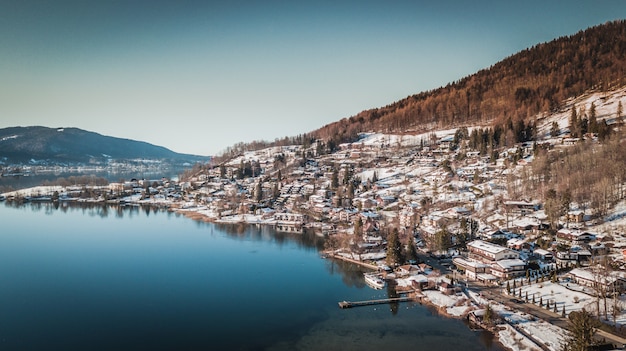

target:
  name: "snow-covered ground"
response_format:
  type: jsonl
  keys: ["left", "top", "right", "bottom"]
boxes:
{"left": 421, "top": 290, "right": 473, "bottom": 317}
{"left": 469, "top": 290, "right": 568, "bottom": 351}
{"left": 535, "top": 86, "right": 626, "bottom": 138}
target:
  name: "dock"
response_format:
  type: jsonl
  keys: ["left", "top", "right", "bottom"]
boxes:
{"left": 323, "top": 251, "right": 379, "bottom": 271}
{"left": 338, "top": 296, "right": 414, "bottom": 309}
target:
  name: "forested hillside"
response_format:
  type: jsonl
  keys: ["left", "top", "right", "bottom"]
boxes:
{"left": 0, "top": 126, "right": 209, "bottom": 164}
{"left": 312, "top": 20, "right": 626, "bottom": 144}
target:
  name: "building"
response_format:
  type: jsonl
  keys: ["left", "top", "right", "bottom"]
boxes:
{"left": 555, "top": 250, "right": 592, "bottom": 266}
{"left": 274, "top": 212, "right": 307, "bottom": 224}
{"left": 504, "top": 200, "right": 538, "bottom": 215}
{"left": 568, "top": 268, "right": 626, "bottom": 293}
{"left": 467, "top": 240, "right": 520, "bottom": 263}
{"left": 490, "top": 259, "right": 526, "bottom": 279}
{"left": 453, "top": 257, "right": 489, "bottom": 279}
{"left": 533, "top": 248, "right": 554, "bottom": 261}
{"left": 556, "top": 229, "right": 596, "bottom": 245}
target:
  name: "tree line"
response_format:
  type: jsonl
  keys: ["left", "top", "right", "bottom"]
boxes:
{"left": 311, "top": 20, "right": 626, "bottom": 145}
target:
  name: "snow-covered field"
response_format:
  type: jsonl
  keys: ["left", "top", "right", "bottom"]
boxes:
{"left": 515, "top": 281, "right": 595, "bottom": 316}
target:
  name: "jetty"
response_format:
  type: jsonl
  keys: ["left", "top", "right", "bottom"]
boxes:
{"left": 323, "top": 251, "right": 379, "bottom": 271}
{"left": 338, "top": 296, "right": 414, "bottom": 309}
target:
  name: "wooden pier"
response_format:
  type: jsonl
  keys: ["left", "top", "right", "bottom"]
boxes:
{"left": 338, "top": 296, "right": 414, "bottom": 309}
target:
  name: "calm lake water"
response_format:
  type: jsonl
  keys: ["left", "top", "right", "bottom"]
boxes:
{"left": 0, "top": 202, "right": 505, "bottom": 351}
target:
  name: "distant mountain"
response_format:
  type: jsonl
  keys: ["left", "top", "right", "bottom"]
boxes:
{"left": 0, "top": 126, "right": 209, "bottom": 165}
{"left": 311, "top": 20, "right": 626, "bottom": 144}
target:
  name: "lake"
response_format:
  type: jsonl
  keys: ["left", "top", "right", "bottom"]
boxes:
{"left": 0, "top": 202, "right": 505, "bottom": 351}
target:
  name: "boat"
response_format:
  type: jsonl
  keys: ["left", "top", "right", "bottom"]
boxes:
{"left": 363, "top": 272, "right": 386, "bottom": 289}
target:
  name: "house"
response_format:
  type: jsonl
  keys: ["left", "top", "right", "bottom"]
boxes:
{"left": 396, "top": 264, "right": 421, "bottom": 277}
{"left": 409, "top": 274, "right": 429, "bottom": 290}
{"left": 507, "top": 238, "right": 526, "bottom": 251}
{"left": 399, "top": 206, "right": 418, "bottom": 228}
{"left": 567, "top": 210, "right": 585, "bottom": 224}
{"left": 490, "top": 259, "right": 526, "bottom": 279}
{"left": 453, "top": 257, "right": 489, "bottom": 280}
{"left": 447, "top": 206, "right": 471, "bottom": 217}
{"left": 589, "top": 243, "right": 608, "bottom": 256}
{"left": 483, "top": 229, "right": 513, "bottom": 241}
{"left": 504, "top": 200, "right": 538, "bottom": 215}
{"left": 556, "top": 229, "right": 596, "bottom": 245}
{"left": 274, "top": 212, "right": 307, "bottom": 224}
{"left": 467, "top": 240, "right": 520, "bottom": 263}
{"left": 555, "top": 250, "right": 592, "bottom": 266}
{"left": 438, "top": 280, "right": 457, "bottom": 295}
{"left": 533, "top": 248, "right": 554, "bottom": 261}
{"left": 376, "top": 195, "right": 397, "bottom": 207}
{"left": 568, "top": 268, "right": 626, "bottom": 293}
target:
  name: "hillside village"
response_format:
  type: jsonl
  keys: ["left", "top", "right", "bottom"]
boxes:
{"left": 2, "top": 89, "right": 626, "bottom": 350}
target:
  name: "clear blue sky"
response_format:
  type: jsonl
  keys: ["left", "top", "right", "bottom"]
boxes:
{"left": 1, "top": 1, "right": 625, "bottom": 156}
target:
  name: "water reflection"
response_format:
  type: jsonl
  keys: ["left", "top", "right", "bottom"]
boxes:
{"left": 0, "top": 202, "right": 506, "bottom": 351}
{"left": 4, "top": 201, "right": 327, "bottom": 253}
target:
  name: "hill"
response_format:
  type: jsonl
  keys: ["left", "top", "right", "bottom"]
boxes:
{"left": 310, "top": 20, "right": 626, "bottom": 145}
{"left": 0, "top": 126, "right": 209, "bottom": 165}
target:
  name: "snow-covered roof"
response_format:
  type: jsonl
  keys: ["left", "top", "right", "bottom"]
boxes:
{"left": 495, "top": 259, "right": 526, "bottom": 269}
{"left": 533, "top": 248, "right": 553, "bottom": 256}
{"left": 467, "top": 240, "right": 509, "bottom": 254}
{"left": 453, "top": 257, "right": 489, "bottom": 268}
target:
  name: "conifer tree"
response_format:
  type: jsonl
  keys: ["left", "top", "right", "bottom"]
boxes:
{"left": 588, "top": 102, "right": 598, "bottom": 133}
{"left": 405, "top": 237, "right": 419, "bottom": 263}
{"left": 386, "top": 228, "right": 403, "bottom": 266}
{"left": 569, "top": 103, "right": 578, "bottom": 137}
{"left": 331, "top": 168, "right": 339, "bottom": 189}
{"left": 551, "top": 121, "right": 560, "bottom": 137}
{"left": 562, "top": 309, "right": 597, "bottom": 351}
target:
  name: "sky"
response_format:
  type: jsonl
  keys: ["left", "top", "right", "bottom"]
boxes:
{"left": 1, "top": 1, "right": 625, "bottom": 156}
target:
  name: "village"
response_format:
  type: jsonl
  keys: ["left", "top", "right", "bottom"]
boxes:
{"left": 2, "top": 91, "right": 626, "bottom": 351}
